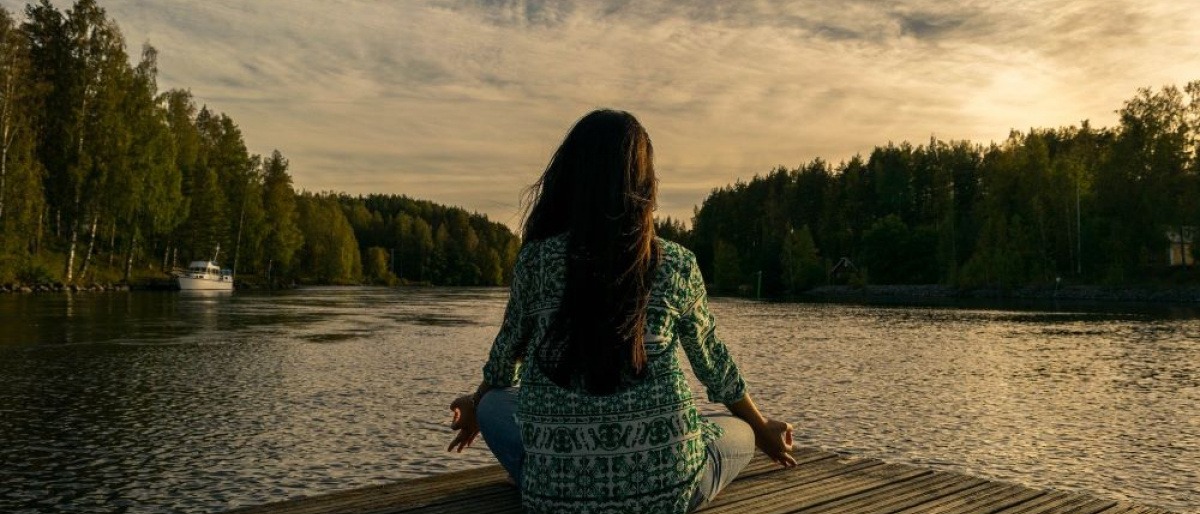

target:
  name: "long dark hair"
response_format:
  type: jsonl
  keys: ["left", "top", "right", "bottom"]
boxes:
{"left": 522, "top": 109, "right": 661, "bottom": 395}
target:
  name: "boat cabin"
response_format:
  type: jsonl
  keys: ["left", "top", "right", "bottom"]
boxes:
{"left": 187, "top": 261, "right": 233, "bottom": 280}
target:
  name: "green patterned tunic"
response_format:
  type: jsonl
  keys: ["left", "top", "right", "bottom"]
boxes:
{"left": 481, "top": 234, "right": 748, "bottom": 514}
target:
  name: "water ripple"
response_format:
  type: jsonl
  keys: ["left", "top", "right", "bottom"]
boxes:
{"left": 0, "top": 290, "right": 1196, "bottom": 512}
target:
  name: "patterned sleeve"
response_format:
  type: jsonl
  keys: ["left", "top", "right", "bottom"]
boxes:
{"left": 676, "top": 252, "right": 748, "bottom": 404}
{"left": 480, "top": 246, "right": 530, "bottom": 388}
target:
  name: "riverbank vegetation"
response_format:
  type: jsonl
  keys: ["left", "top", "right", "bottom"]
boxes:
{"left": 0, "top": 1, "right": 518, "bottom": 288}
{"left": 3, "top": 2, "right": 1196, "bottom": 295}
{"left": 667, "top": 82, "right": 1200, "bottom": 295}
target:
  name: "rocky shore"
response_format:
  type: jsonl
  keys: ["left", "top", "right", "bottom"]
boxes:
{"left": 0, "top": 277, "right": 289, "bottom": 293}
{"left": 0, "top": 282, "right": 133, "bottom": 294}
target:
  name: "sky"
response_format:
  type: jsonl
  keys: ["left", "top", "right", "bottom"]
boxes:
{"left": 4, "top": 0, "right": 1200, "bottom": 229}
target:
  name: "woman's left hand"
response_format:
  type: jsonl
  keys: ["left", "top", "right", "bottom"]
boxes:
{"left": 447, "top": 394, "right": 480, "bottom": 453}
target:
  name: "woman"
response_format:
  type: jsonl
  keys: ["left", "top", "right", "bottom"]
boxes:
{"left": 447, "top": 109, "right": 795, "bottom": 513}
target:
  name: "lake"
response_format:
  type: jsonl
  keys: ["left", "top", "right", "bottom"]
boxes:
{"left": 0, "top": 288, "right": 1196, "bottom": 513}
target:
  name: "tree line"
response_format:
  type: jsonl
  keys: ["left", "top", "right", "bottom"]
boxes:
{"left": 5, "top": 1, "right": 1195, "bottom": 293}
{"left": 0, "top": 1, "right": 518, "bottom": 287}
{"left": 338, "top": 194, "right": 520, "bottom": 286}
{"left": 671, "top": 82, "right": 1200, "bottom": 295}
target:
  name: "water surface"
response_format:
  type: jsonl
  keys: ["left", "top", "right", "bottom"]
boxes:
{"left": 0, "top": 289, "right": 1196, "bottom": 513}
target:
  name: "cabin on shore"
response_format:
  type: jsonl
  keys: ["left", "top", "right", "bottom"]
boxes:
{"left": 1166, "top": 226, "right": 1195, "bottom": 267}
{"left": 828, "top": 257, "right": 858, "bottom": 284}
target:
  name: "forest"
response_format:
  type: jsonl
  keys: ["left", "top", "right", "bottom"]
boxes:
{"left": 3, "top": 1, "right": 1197, "bottom": 294}
{"left": 0, "top": 1, "right": 519, "bottom": 288}
{"left": 672, "top": 81, "right": 1200, "bottom": 295}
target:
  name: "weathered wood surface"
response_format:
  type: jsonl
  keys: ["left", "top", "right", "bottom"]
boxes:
{"left": 227, "top": 448, "right": 1180, "bottom": 514}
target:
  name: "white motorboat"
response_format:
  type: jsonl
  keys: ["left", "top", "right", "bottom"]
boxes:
{"left": 177, "top": 260, "right": 234, "bottom": 291}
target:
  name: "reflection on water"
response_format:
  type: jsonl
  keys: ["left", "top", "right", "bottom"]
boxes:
{"left": 0, "top": 290, "right": 1197, "bottom": 513}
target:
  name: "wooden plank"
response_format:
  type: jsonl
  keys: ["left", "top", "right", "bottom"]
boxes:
{"left": 704, "top": 463, "right": 931, "bottom": 514}
{"left": 989, "top": 490, "right": 1113, "bottom": 514}
{"left": 706, "top": 457, "right": 888, "bottom": 509}
{"left": 228, "top": 466, "right": 510, "bottom": 514}
{"left": 227, "top": 447, "right": 1185, "bottom": 514}
{"left": 800, "top": 472, "right": 991, "bottom": 514}
{"left": 1096, "top": 502, "right": 1181, "bottom": 514}
{"left": 889, "top": 481, "right": 1044, "bottom": 514}
{"left": 336, "top": 481, "right": 519, "bottom": 514}
{"left": 380, "top": 486, "right": 522, "bottom": 514}
{"left": 738, "top": 448, "right": 841, "bottom": 478}
{"left": 327, "top": 486, "right": 517, "bottom": 514}
{"left": 386, "top": 485, "right": 520, "bottom": 514}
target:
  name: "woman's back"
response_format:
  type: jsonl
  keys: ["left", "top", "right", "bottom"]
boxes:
{"left": 451, "top": 109, "right": 793, "bottom": 514}
{"left": 481, "top": 233, "right": 748, "bottom": 513}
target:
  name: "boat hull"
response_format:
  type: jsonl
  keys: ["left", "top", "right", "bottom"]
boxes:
{"left": 177, "top": 277, "right": 234, "bottom": 291}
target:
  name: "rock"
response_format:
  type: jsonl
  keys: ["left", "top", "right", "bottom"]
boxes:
{"left": 20, "top": 286, "right": 34, "bottom": 293}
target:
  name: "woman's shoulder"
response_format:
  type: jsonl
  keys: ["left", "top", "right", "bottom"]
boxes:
{"left": 516, "top": 233, "right": 568, "bottom": 263}
{"left": 656, "top": 238, "right": 698, "bottom": 271}
{"left": 653, "top": 239, "right": 701, "bottom": 304}
{"left": 518, "top": 234, "right": 693, "bottom": 275}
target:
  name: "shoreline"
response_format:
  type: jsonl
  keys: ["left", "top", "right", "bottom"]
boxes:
{"left": 0, "top": 279, "right": 287, "bottom": 293}
{"left": 0, "top": 282, "right": 133, "bottom": 294}
{"left": 795, "top": 284, "right": 1200, "bottom": 304}
{"left": 5, "top": 281, "right": 1200, "bottom": 304}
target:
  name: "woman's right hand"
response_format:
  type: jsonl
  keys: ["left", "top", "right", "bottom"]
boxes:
{"left": 754, "top": 418, "right": 796, "bottom": 467}
{"left": 446, "top": 394, "right": 480, "bottom": 453}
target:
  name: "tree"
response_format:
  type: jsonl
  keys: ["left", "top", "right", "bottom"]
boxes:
{"left": 712, "top": 239, "right": 742, "bottom": 293}
{"left": 159, "top": 88, "right": 198, "bottom": 269}
{"left": 781, "top": 225, "right": 822, "bottom": 293}
{"left": 409, "top": 215, "right": 434, "bottom": 281}
{"left": 478, "top": 247, "right": 502, "bottom": 286}
{"left": 296, "top": 193, "right": 360, "bottom": 284}
{"left": 0, "top": 4, "right": 528, "bottom": 288}
{"left": 0, "top": 6, "right": 43, "bottom": 271}
{"left": 655, "top": 216, "right": 689, "bottom": 245}
{"left": 199, "top": 114, "right": 261, "bottom": 276}
{"left": 21, "top": 2, "right": 67, "bottom": 255}
{"left": 69, "top": 0, "right": 132, "bottom": 283}
{"left": 0, "top": 7, "right": 29, "bottom": 225}
{"left": 24, "top": 0, "right": 132, "bottom": 283}
{"left": 260, "top": 150, "right": 301, "bottom": 281}
{"left": 1090, "top": 85, "right": 1193, "bottom": 279}
{"left": 363, "top": 246, "right": 394, "bottom": 285}
{"left": 183, "top": 162, "right": 226, "bottom": 261}
{"left": 860, "top": 215, "right": 909, "bottom": 284}
{"left": 121, "top": 44, "right": 183, "bottom": 280}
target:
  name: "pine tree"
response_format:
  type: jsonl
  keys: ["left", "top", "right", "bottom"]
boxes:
{"left": 261, "top": 150, "right": 302, "bottom": 281}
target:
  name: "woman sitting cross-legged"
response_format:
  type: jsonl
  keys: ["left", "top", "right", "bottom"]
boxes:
{"left": 447, "top": 109, "right": 795, "bottom": 513}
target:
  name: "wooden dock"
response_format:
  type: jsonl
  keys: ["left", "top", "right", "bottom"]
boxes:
{"left": 227, "top": 448, "right": 1179, "bottom": 514}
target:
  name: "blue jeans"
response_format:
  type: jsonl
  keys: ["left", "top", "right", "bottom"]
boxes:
{"left": 476, "top": 387, "right": 755, "bottom": 511}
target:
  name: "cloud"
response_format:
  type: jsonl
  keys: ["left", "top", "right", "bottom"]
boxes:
{"left": 3, "top": 0, "right": 1198, "bottom": 229}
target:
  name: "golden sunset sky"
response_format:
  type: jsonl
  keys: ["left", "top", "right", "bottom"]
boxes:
{"left": 5, "top": 0, "right": 1199, "bottom": 227}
